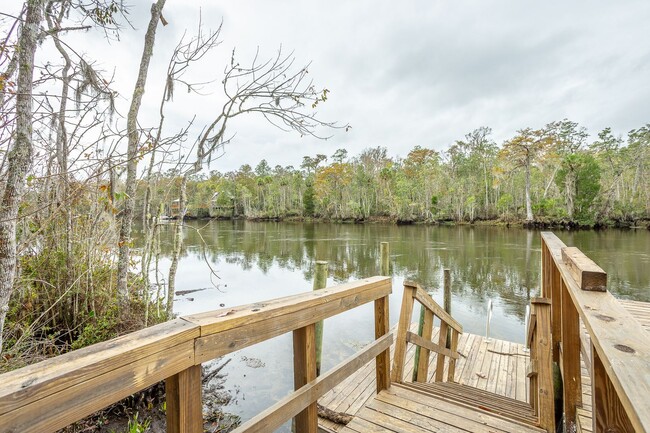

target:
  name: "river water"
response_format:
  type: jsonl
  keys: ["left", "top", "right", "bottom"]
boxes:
{"left": 142, "top": 221, "right": 650, "bottom": 428}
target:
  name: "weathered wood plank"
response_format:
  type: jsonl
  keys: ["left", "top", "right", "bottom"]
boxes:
{"left": 532, "top": 299, "right": 555, "bottom": 433}
{"left": 561, "top": 279, "right": 582, "bottom": 431}
{"left": 0, "top": 340, "right": 195, "bottom": 433}
{"left": 390, "top": 284, "right": 416, "bottom": 383}
{"left": 293, "top": 324, "right": 318, "bottom": 433}
{"left": 374, "top": 295, "right": 391, "bottom": 393}
{"left": 411, "top": 283, "right": 463, "bottom": 333}
{"left": 447, "top": 329, "right": 459, "bottom": 382}
{"left": 591, "top": 344, "right": 635, "bottom": 433}
{"left": 185, "top": 277, "right": 391, "bottom": 335}
{"left": 434, "top": 321, "right": 449, "bottom": 382}
{"left": 544, "top": 232, "right": 650, "bottom": 432}
{"left": 415, "top": 309, "right": 434, "bottom": 382}
{"left": 406, "top": 331, "right": 459, "bottom": 360}
{"left": 561, "top": 247, "right": 607, "bottom": 292}
{"left": 0, "top": 319, "right": 198, "bottom": 417}
{"left": 194, "top": 280, "right": 391, "bottom": 363}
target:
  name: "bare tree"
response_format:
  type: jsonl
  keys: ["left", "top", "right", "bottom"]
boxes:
{"left": 165, "top": 31, "right": 344, "bottom": 310}
{"left": 0, "top": 0, "right": 44, "bottom": 353}
{"left": 116, "top": 0, "right": 167, "bottom": 301}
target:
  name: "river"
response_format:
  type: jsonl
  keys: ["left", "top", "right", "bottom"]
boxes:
{"left": 141, "top": 221, "right": 650, "bottom": 428}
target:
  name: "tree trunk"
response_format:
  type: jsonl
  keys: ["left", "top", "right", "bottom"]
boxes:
{"left": 0, "top": 0, "right": 43, "bottom": 353}
{"left": 525, "top": 159, "right": 533, "bottom": 222}
{"left": 116, "top": 0, "right": 167, "bottom": 300}
{"left": 565, "top": 171, "right": 576, "bottom": 220}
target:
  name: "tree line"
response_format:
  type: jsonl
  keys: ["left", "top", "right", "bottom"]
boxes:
{"left": 162, "top": 121, "right": 649, "bottom": 226}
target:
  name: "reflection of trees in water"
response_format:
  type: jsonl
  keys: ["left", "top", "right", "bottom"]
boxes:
{"left": 136, "top": 222, "right": 650, "bottom": 319}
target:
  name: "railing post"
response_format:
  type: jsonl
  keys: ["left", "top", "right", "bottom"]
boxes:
{"left": 532, "top": 298, "right": 555, "bottom": 433}
{"left": 166, "top": 365, "right": 203, "bottom": 433}
{"left": 391, "top": 282, "right": 416, "bottom": 383}
{"left": 560, "top": 279, "right": 582, "bottom": 431}
{"left": 374, "top": 295, "right": 391, "bottom": 392}
{"left": 293, "top": 324, "right": 318, "bottom": 433}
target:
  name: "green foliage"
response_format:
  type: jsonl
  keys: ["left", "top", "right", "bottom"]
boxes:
{"left": 137, "top": 120, "right": 650, "bottom": 226}
{"left": 127, "top": 412, "right": 151, "bottom": 433}
{"left": 556, "top": 152, "right": 601, "bottom": 222}
{"left": 303, "top": 181, "right": 315, "bottom": 216}
{"left": 70, "top": 308, "right": 119, "bottom": 350}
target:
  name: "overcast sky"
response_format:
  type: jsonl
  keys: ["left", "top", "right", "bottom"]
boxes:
{"left": 8, "top": 1, "right": 650, "bottom": 172}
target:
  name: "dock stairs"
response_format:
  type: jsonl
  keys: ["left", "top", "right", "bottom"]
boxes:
{"left": 334, "top": 281, "right": 545, "bottom": 433}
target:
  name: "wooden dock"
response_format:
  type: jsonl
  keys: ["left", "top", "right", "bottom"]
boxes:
{"left": 319, "top": 296, "right": 650, "bottom": 433}
{"left": 319, "top": 326, "right": 531, "bottom": 432}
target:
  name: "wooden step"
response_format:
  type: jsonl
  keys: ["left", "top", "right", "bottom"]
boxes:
{"left": 340, "top": 384, "right": 546, "bottom": 433}
{"left": 403, "top": 381, "right": 539, "bottom": 426}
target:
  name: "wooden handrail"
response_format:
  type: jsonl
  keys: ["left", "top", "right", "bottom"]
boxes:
{"left": 411, "top": 283, "right": 463, "bottom": 333}
{"left": 392, "top": 281, "right": 463, "bottom": 384}
{"left": 541, "top": 232, "right": 650, "bottom": 433}
{"left": 0, "top": 276, "right": 392, "bottom": 433}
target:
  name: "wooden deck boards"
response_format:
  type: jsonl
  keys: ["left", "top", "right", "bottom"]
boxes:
{"left": 340, "top": 384, "right": 544, "bottom": 433}
{"left": 319, "top": 324, "right": 530, "bottom": 432}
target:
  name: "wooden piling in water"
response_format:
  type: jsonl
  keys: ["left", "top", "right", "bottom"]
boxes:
{"left": 313, "top": 260, "right": 328, "bottom": 376}
{"left": 444, "top": 268, "right": 451, "bottom": 347}
{"left": 380, "top": 242, "right": 390, "bottom": 276}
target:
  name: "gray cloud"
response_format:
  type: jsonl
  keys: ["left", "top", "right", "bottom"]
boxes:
{"left": 5, "top": 0, "right": 650, "bottom": 171}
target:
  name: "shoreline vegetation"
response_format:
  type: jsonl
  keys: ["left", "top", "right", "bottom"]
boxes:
{"left": 176, "top": 214, "right": 650, "bottom": 231}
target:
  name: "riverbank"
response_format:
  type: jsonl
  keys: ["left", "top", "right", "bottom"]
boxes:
{"left": 179, "top": 214, "right": 650, "bottom": 230}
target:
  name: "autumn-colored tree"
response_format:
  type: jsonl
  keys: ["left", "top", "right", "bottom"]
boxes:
{"left": 499, "top": 127, "right": 554, "bottom": 222}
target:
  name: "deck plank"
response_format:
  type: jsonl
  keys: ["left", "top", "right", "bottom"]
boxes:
{"left": 339, "top": 384, "right": 544, "bottom": 433}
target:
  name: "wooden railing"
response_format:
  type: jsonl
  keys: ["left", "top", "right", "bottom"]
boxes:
{"left": 391, "top": 281, "right": 463, "bottom": 384}
{"left": 540, "top": 232, "right": 650, "bottom": 433}
{"left": 0, "top": 276, "right": 392, "bottom": 433}
{"left": 526, "top": 297, "right": 555, "bottom": 432}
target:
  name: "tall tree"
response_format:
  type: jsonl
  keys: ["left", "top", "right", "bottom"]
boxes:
{"left": 500, "top": 127, "right": 553, "bottom": 222}
{"left": 0, "top": 0, "right": 44, "bottom": 352}
{"left": 116, "top": 0, "right": 167, "bottom": 301}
